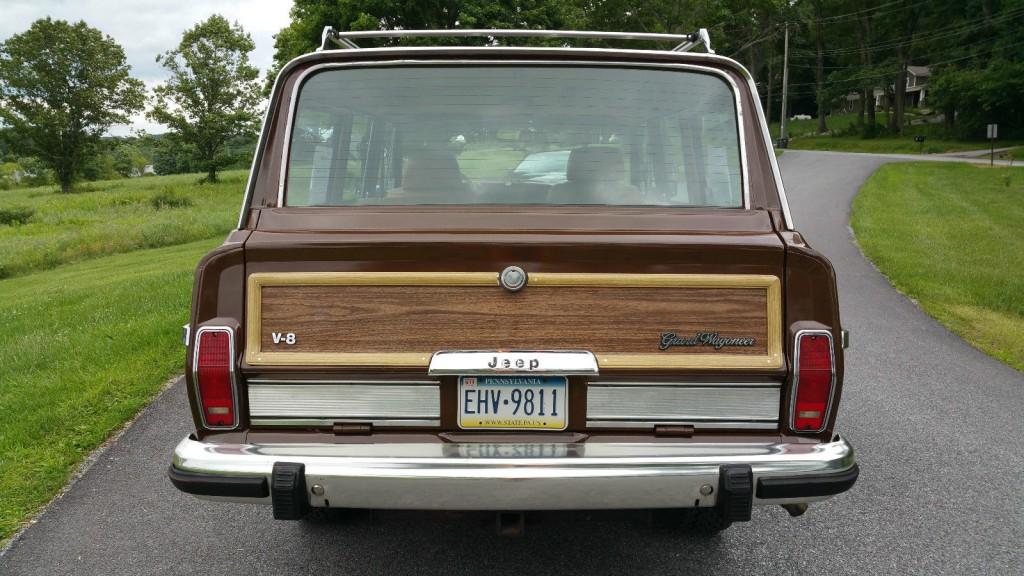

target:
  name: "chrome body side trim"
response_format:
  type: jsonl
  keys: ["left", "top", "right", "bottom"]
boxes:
{"left": 248, "top": 383, "right": 440, "bottom": 421}
{"left": 428, "top": 350, "right": 599, "bottom": 376}
{"left": 191, "top": 326, "right": 239, "bottom": 430}
{"left": 277, "top": 60, "right": 748, "bottom": 211}
{"left": 788, "top": 329, "right": 838, "bottom": 434}
{"left": 236, "top": 81, "right": 278, "bottom": 229}
{"left": 732, "top": 58, "right": 793, "bottom": 229}
{"left": 182, "top": 323, "right": 191, "bottom": 348}
{"left": 587, "top": 384, "right": 780, "bottom": 427}
{"left": 171, "top": 435, "right": 856, "bottom": 509}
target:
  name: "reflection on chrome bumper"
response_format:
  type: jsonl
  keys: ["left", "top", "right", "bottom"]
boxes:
{"left": 170, "top": 435, "right": 856, "bottom": 510}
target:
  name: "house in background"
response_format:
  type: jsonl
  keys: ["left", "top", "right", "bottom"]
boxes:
{"left": 874, "top": 65, "right": 931, "bottom": 109}
{"left": 839, "top": 65, "right": 931, "bottom": 114}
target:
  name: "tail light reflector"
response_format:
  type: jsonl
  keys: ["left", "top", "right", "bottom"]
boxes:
{"left": 194, "top": 327, "right": 236, "bottom": 428}
{"left": 791, "top": 331, "right": 835, "bottom": 433}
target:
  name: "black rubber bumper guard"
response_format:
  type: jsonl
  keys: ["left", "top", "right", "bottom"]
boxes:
{"left": 167, "top": 466, "right": 268, "bottom": 498}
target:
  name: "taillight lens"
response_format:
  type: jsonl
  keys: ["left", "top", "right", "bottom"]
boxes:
{"left": 792, "top": 332, "right": 834, "bottom": 432}
{"left": 195, "top": 329, "right": 235, "bottom": 428}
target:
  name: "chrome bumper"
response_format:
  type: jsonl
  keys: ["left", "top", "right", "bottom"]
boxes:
{"left": 170, "top": 435, "right": 856, "bottom": 511}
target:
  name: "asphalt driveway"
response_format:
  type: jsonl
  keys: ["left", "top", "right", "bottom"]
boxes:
{"left": 2, "top": 150, "right": 1021, "bottom": 575}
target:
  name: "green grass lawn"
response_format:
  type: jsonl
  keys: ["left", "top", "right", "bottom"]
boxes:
{"left": 0, "top": 170, "right": 244, "bottom": 544}
{"left": 852, "top": 162, "right": 1024, "bottom": 370}
{"left": 785, "top": 137, "right": 1016, "bottom": 155}
{"left": 0, "top": 170, "right": 246, "bottom": 278}
{"left": 0, "top": 238, "right": 222, "bottom": 543}
{"left": 995, "top": 146, "right": 1024, "bottom": 162}
{"left": 768, "top": 112, "right": 1023, "bottom": 154}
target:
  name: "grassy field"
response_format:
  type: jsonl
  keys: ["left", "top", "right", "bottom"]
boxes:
{"left": 852, "top": 162, "right": 1024, "bottom": 371}
{"left": 0, "top": 170, "right": 243, "bottom": 544}
{"left": 768, "top": 112, "right": 1022, "bottom": 155}
{"left": 0, "top": 238, "right": 223, "bottom": 543}
{"left": 0, "top": 170, "right": 246, "bottom": 278}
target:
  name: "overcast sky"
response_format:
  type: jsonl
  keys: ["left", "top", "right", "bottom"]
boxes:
{"left": 0, "top": 0, "right": 295, "bottom": 135}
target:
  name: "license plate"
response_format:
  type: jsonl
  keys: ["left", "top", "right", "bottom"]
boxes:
{"left": 458, "top": 376, "right": 567, "bottom": 430}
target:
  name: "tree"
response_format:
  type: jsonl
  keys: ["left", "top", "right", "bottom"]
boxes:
{"left": 0, "top": 18, "right": 144, "bottom": 192}
{"left": 149, "top": 15, "right": 262, "bottom": 183}
{"left": 112, "top": 141, "right": 149, "bottom": 177}
{"left": 268, "top": 1, "right": 583, "bottom": 87}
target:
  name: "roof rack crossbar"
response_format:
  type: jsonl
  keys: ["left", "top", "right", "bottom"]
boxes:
{"left": 318, "top": 28, "right": 714, "bottom": 54}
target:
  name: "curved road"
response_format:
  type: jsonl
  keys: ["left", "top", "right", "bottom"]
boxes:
{"left": 2, "top": 151, "right": 1022, "bottom": 575}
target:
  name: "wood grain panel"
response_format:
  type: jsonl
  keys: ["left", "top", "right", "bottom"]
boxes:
{"left": 245, "top": 272, "right": 782, "bottom": 369}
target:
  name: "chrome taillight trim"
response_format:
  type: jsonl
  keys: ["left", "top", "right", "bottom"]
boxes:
{"left": 192, "top": 326, "right": 240, "bottom": 430}
{"left": 788, "top": 329, "right": 837, "bottom": 434}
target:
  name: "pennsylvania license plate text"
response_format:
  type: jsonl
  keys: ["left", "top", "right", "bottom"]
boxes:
{"left": 458, "top": 376, "right": 567, "bottom": 430}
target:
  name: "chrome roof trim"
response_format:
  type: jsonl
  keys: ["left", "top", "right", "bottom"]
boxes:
{"left": 319, "top": 28, "right": 714, "bottom": 53}
{"left": 276, "top": 58, "right": 748, "bottom": 211}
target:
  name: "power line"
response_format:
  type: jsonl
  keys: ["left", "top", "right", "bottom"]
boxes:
{"left": 789, "top": 5, "right": 1024, "bottom": 57}
{"left": 783, "top": 36, "right": 1024, "bottom": 88}
{"left": 815, "top": 0, "right": 931, "bottom": 25}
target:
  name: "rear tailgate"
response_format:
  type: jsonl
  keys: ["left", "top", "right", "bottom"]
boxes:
{"left": 238, "top": 207, "right": 786, "bottom": 432}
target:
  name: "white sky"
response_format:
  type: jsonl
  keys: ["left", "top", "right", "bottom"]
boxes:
{"left": 0, "top": 0, "right": 295, "bottom": 135}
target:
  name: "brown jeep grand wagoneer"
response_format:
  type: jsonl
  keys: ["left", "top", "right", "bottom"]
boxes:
{"left": 170, "top": 28, "right": 857, "bottom": 533}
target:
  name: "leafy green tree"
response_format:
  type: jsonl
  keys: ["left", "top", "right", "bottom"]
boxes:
{"left": 0, "top": 161, "right": 20, "bottom": 190}
{"left": 81, "top": 146, "right": 119, "bottom": 181}
{"left": 151, "top": 133, "right": 199, "bottom": 176}
{"left": 112, "top": 142, "right": 149, "bottom": 177}
{"left": 149, "top": 15, "right": 262, "bottom": 183}
{"left": 268, "top": 0, "right": 583, "bottom": 87}
{"left": 0, "top": 18, "right": 145, "bottom": 192}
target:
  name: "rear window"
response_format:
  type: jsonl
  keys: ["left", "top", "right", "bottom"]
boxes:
{"left": 285, "top": 65, "right": 743, "bottom": 207}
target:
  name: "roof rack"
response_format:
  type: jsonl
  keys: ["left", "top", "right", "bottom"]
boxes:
{"left": 318, "top": 28, "right": 715, "bottom": 54}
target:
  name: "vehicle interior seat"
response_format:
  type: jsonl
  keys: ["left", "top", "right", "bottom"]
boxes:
{"left": 547, "top": 145, "right": 641, "bottom": 205}
{"left": 373, "top": 149, "right": 475, "bottom": 204}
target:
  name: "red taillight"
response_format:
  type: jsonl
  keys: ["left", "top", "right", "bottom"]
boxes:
{"left": 792, "top": 331, "right": 834, "bottom": 432}
{"left": 195, "top": 329, "right": 236, "bottom": 428}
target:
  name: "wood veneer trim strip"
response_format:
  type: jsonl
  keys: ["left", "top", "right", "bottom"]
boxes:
{"left": 244, "top": 272, "right": 783, "bottom": 369}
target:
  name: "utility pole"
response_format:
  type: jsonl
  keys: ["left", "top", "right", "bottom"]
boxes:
{"left": 780, "top": 22, "right": 790, "bottom": 143}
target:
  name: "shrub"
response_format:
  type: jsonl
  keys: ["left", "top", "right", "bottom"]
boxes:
{"left": 150, "top": 188, "right": 194, "bottom": 209}
{"left": 0, "top": 206, "right": 35, "bottom": 226}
